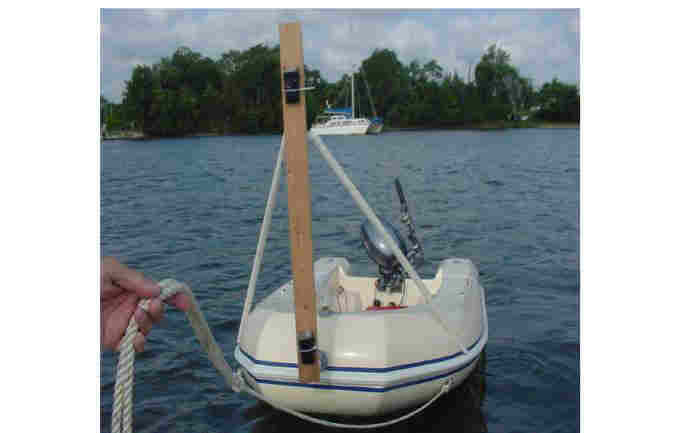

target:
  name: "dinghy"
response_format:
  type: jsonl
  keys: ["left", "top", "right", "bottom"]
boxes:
{"left": 236, "top": 241, "right": 488, "bottom": 416}
{"left": 233, "top": 22, "right": 488, "bottom": 418}
{"left": 236, "top": 154, "right": 488, "bottom": 416}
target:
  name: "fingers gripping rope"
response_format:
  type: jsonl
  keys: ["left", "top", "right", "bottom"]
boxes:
{"left": 111, "top": 279, "right": 234, "bottom": 433}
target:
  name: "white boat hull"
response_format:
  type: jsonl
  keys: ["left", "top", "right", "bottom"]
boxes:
{"left": 310, "top": 123, "right": 370, "bottom": 136}
{"left": 237, "top": 257, "right": 488, "bottom": 416}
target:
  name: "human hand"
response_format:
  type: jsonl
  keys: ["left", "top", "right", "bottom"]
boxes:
{"left": 101, "top": 257, "right": 190, "bottom": 352}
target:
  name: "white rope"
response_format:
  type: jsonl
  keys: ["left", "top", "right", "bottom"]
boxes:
{"left": 238, "top": 370, "right": 453, "bottom": 429}
{"left": 111, "top": 279, "right": 234, "bottom": 433}
{"left": 237, "top": 136, "right": 286, "bottom": 344}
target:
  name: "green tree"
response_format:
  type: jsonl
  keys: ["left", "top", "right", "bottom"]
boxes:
{"left": 304, "top": 65, "right": 328, "bottom": 127}
{"left": 122, "top": 65, "right": 154, "bottom": 131}
{"left": 536, "top": 78, "right": 579, "bottom": 122}
{"left": 440, "top": 72, "right": 467, "bottom": 126}
{"left": 115, "top": 40, "right": 576, "bottom": 136}
{"left": 198, "top": 83, "right": 222, "bottom": 132}
{"left": 474, "top": 44, "right": 523, "bottom": 121}
{"left": 222, "top": 44, "right": 283, "bottom": 133}
{"left": 360, "top": 49, "right": 407, "bottom": 120}
{"left": 100, "top": 96, "right": 110, "bottom": 126}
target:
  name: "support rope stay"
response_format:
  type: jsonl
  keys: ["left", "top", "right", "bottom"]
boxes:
{"left": 237, "top": 136, "right": 286, "bottom": 344}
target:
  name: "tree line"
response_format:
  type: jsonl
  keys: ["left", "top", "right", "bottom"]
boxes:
{"left": 101, "top": 43, "right": 579, "bottom": 137}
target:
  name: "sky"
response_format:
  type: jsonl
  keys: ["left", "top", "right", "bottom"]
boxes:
{"left": 100, "top": 8, "right": 579, "bottom": 103}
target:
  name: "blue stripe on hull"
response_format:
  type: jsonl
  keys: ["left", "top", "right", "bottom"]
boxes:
{"left": 246, "top": 355, "right": 480, "bottom": 393}
{"left": 239, "top": 330, "right": 483, "bottom": 373}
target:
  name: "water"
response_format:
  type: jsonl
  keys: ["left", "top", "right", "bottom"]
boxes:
{"left": 101, "top": 129, "right": 579, "bottom": 432}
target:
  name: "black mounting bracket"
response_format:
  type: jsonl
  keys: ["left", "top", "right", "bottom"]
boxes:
{"left": 283, "top": 68, "right": 301, "bottom": 104}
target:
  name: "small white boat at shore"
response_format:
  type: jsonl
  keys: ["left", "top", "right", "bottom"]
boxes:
{"left": 310, "top": 69, "right": 377, "bottom": 136}
{"left": 310, "top": 113, "right": 371, "bottom": 135}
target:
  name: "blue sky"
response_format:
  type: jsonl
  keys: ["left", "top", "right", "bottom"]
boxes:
{"left": 100, "top": 9, "right": 579, "bottom": 103}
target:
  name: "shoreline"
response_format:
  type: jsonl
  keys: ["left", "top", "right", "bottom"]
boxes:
{"left": 101, "top": 122, "right": 579, "bottom": 141}
{"left": 101, "top": 131, "right": 146, "bottom": 140}
{"left": 384, "top": 122, "right": 579, "bottom": 132}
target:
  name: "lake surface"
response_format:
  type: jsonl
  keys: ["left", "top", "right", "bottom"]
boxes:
{"left": 101, "top": 128, "right": 579, "bottom": 433}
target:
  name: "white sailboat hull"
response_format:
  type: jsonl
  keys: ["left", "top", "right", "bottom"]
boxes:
{"left": 310, "top": 122, "right": 370, "bottom": 136}
{"left": 236, "top": 257, "right": 488, "bottom": 416}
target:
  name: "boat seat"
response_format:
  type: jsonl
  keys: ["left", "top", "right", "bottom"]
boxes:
{"left": 332, "top": 287, "right": 363, "bottom": 313}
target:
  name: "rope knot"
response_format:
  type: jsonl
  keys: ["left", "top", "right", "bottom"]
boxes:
{"left": 158, "top": 279, "right": 189, "bottom": 301}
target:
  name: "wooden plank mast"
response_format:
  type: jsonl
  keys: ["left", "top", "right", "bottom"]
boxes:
{"left": 279, "top": 22, "right": 320, "bottom": 383}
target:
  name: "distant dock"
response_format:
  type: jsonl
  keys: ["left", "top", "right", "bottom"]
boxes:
{"left": 101, "top": 131, "right": 147, "bottom": 141}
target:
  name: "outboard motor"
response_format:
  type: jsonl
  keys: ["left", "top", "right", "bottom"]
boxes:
{"left": 360, "top": 178, "right": 424, "bottom": 293}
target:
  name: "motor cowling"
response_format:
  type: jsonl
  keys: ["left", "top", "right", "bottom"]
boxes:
{"left": 360, "top": 217, "right": 408, "bottom": 270}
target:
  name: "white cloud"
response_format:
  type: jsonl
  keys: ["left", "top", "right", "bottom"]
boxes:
{"left": 145, "top": 9, "right": 169, "bottom": 24}
{"left": 389, "top": 19, "right": 437, "bottom": 62}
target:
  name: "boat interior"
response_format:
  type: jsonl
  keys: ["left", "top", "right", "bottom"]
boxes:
{"left": 317, "top": 266, "right": 443, "bottom": 313}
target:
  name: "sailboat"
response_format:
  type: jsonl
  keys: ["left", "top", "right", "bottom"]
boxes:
{"left": 310, "top": 71, "right": 372, "bottom": 136}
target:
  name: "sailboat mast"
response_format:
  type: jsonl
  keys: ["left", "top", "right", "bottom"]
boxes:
{"left": 351, "top": 71, "right": 355, "bottom": 119}
{"left": 360, "top": 66, "right": 378, "bottom": 118}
